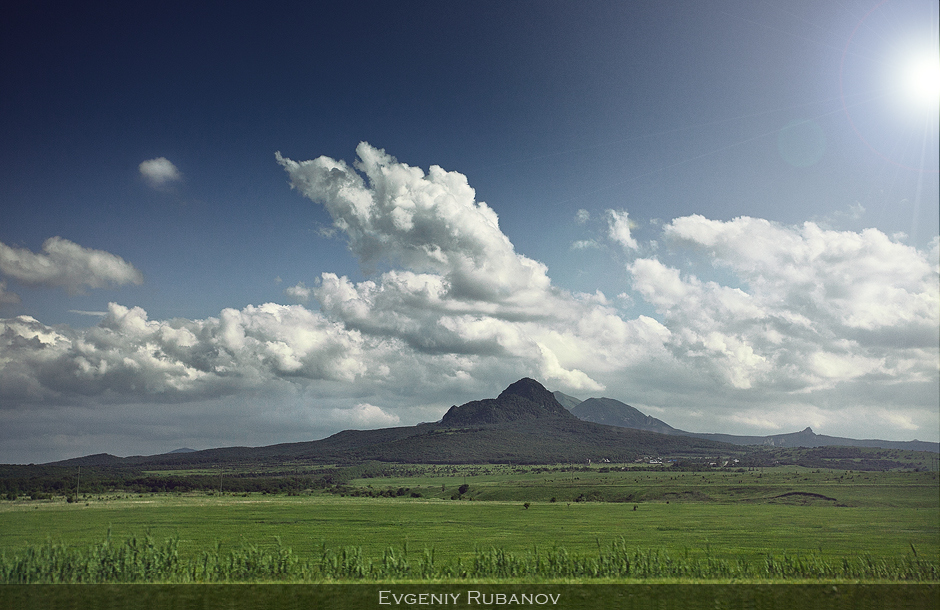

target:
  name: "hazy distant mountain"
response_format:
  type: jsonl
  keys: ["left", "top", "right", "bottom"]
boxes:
{"left": 571, "top": 397, "right": 679, "bottom": 436}
{"left": 565, "top": 396, "right": 939, "bottom": 453}
{"left": 685, "top": 427, "right": 940, "bottom": 453}
{"left": 552, "top": 391, "right": 583, "bottom": 411}
{"left": 167, "top": 447, "right": 196, "bottom": 454}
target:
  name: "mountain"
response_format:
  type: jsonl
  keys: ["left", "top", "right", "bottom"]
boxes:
{"left": 552, "top": 391, "right": 583, "bottom": 411}
{"left": 440, "top": 378, "right": 577, "bottom": 426}
{"left": 566, "top": 397, "right": 940, "bottom": 453}
{"left": 571, "top": 397, "right": 679, "bottom": 435}
{"left": 686, "top": 427, "right": 940, "bottom": 453}
{"left": 40, "top": 379, "right": 739, "bottom": 468}
{"left": 39, "top": 381, "right": 939, "bottom": 469}
{"left": 41, "top": 379, "right": 935, "bottom": 470}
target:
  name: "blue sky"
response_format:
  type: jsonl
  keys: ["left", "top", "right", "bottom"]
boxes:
{"left": 1, "top": 0, "right": 937, "bottom": 463}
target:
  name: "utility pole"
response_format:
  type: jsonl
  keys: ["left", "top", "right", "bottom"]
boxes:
{"left": 76, "top": 466, "right": 80, "bottom": 501}
{"left": 219, "top": 465, "right": 223, "bottom": 494}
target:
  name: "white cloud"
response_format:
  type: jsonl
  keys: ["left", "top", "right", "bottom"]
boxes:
{"left": 284, "top": 281, "right": 313, "bottom": 302}
{"left": 664, "top": 215, "right": 938, "bottom": 333}
{"left": 575, "top": 209, "right": 590, "bottom": 224}
{"left": 0, "top": 302, "right": 376, "bottom": 407}
{"left": 628, "top": 215, "right": 939, "bottom": 395}
{"left": 277, "top": 143, "right": 551, "bottom": 304}
{"left": 570, "top": 239, "right": 600, "bottom": 250}
{"left": 2, "top": 145, "right": 677, "bottom": 413}
{"left": 330, "top": 403, "right": 401, "bottom": 428}
{"left": 1, "top": 146, "right": 937, "bottom": 461}
{"left": 0, "top": 237, "right": 144, "bottom": 295}
{"left": 139, "top": 157, "right": 182, "bottom": 189}
{"left": 276, "top": 143, "right": 635, "bottom": 390}
{"left": 607, "top": 209, "right": 638, "bottom": 250}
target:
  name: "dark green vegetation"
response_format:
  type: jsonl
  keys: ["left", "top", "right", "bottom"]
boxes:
{"left": 2, "top": 531, "right": 936, "bottom": 583}
{"left": 2, "top": 445, "right": 936, "bottom": 500}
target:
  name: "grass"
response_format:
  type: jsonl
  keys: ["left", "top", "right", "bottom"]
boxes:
{"left": 2, "top": 532, "right": 937, "bottom": 583}
{"left": 342, "top": 464, "right": 939, "bottom": 506}
{"left": 0, "top": 466, "right": 936, "bottom": 583}
{"left": 1, "top": 495, "right": 936, "bottom": 564}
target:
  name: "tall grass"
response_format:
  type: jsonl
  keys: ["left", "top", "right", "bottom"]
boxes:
{"left": 1, "top": 534, "right": 937, "bottom": 583}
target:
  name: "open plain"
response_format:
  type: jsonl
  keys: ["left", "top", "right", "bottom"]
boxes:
{"left": 1, "top": 464, "right": 936, "bottom": 583}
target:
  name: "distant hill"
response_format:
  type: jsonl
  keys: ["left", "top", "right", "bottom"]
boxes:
{"left": 572, "top": 397, "right": 679, "bottom": 436}
{"left": 685, "top": 426, "right": 940, "bottom": 453}
{"left": 35, "top": 379, "right": 935, "bottom": 470}
{"left": 42, "top": 379, "right": 739, "bottom": 468}
{"left": 54, "top": 453, "right": 125, "bottom": 467}
{"left": 552, "top": 391, "right": 583, "bottom": 411}
{"left": 565, "top": 396, "right": 940, "bottom": 453}
{"left": 167, "top": 447, "right": 197, "bottom": 454}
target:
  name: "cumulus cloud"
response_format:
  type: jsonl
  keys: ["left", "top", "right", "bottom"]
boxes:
{"left": 628, "top": 215, "right": 939, "bottom": 394}
{"left": 607, "top": 209, "right": 638, "bottom": 250}
{"left": 284, "top": 282, "right": 313, "bottom": 303}
{"left": 274, "top": 143, "right": 639, "bottom": 390}
{"left": 2, "top": 145, "right": 937, "bottom": 461}
{"left": 0, "top": 237, "right": 144, "bottom": 295}
{"left": 0, "top": 301, "right": 373, "bottom": 407}
{"left": 663, "top": 215, "right": 938, "bottom": 334}
{"left": 277, "top": 143, "right": 552, "bottom": 305}
{"left": 139, "top": 157, "right": 182, "bottom": 189}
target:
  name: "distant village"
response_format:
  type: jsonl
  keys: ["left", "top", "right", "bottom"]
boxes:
{"left": 583, "top": 457, "right": 742, "bottom": 468}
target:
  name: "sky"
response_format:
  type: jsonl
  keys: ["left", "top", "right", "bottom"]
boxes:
{"left": 1, "top": 0, "right": 937, "bottom": 463}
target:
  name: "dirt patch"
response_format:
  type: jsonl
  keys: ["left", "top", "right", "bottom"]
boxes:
{"left": 766, "top": 491, "right": 844, "bottom": 506}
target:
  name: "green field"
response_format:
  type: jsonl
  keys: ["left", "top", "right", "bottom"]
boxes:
{"left": 1, "top": 466, "right": 937, "bottom": 582}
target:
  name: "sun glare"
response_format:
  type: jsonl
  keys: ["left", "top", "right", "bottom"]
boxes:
{"left": 901, "top": 52, "right": 940, "bottom": 109}
{"left": 840, "top": 0, "right": 939, "bottom": 172}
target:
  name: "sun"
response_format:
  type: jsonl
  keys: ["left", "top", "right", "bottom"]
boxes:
{"left": 840, "top": 0, "right": 939, "bottom": 172}
{"left": 900, "top": 51, "right": 940, "bottom": 110}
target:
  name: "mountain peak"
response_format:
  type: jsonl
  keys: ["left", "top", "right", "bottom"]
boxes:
{"left": 498, "top": 378, "right": 556, "bottom": 405}
{"left": 441, "top": 378, "right": 575, "bottom": 426}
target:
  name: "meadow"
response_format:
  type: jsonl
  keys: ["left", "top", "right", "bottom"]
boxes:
{"left": 0, "top": 465, "right": 936, "bottom": 583}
